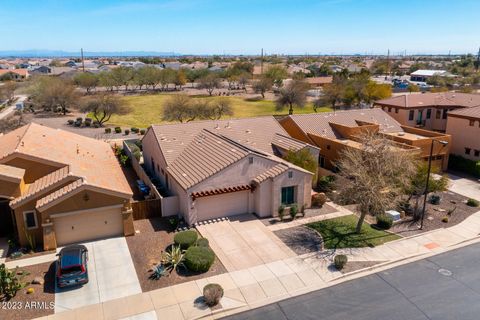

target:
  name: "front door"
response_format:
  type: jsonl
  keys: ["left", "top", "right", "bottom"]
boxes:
{"left": 0, "top": 199, "right": 14, "bottom": 237}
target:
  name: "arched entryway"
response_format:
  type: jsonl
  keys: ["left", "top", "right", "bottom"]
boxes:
{"left": 0, "top": 197, "right": 15, "bottom": 238}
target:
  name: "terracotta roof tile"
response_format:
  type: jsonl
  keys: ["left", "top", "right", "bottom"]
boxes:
{"left": 253, "top": 164, "right": 288, "bottom": 184}
{"left": 35, "top": 179, "right": 84, "bottom": 210}
{"left": 448, "top": 105, "right": 480, "bottom": 119}
{"left": 271, "top": 133, "right": 308, "bottom": 152}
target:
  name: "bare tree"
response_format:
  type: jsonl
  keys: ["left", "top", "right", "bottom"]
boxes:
{"left": 336, "top": 132, "right": 416, "bottom": 233}
{"left": 253, "top": 76, "right": 272, "bottom": 98}
{"left": 162, "top": 94, "right": 198, "bottom": 123}
{"left": 206, "top": 97, "right": 233, "bottom": 120}
{"left": 198, "top": 73, "right": 221, "bottom": 96}
{"left": 276, "top": 79, "right": 309, "bottom": 115}
{"left": 80, "top": 93, "right": 130, "bottom": 126}
{"left": 0, "top": 81, "right": 16, "bottom": 102}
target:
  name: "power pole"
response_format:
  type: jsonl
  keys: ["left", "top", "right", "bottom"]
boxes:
{"left": 81, "top": 48, "right": 85, "bottom": 72}
{"left": 386, "top": 49, "right": 390, "bottom": 79}
{"left": 476, "top": 47, "right": 480, "bottom": 72}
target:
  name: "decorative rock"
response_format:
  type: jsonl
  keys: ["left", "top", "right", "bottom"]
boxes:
{"left": 31, "top": 277, "right": 44, "bottom": 285}
{"left": 26, "top": 288, "right": 34, "bottom": 294}
{"left": 427, "top": 216, "right": 434, "bottom": 221}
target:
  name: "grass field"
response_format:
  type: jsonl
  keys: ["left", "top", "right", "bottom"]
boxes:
{"left": 307, "top": 215, "right": 401, "bottom": 249}
{"left": 107, "top": 94, "right": 332, "bottom": 128}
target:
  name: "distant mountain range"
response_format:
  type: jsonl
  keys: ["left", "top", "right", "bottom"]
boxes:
{"left": 0, "top": 50, "right": 179, "bottom": 58}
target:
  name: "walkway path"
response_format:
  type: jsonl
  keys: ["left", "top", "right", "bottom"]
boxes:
{"left": 41, "top": 211, "right": 480, "bottom": 320}
{"left": 0, "top": 94, "right": 27, "bottom": 120}
{"left": 447, "top": 173, "right": 480, "bottom": 200}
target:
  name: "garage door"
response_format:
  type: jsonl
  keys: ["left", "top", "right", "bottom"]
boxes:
{"left": 54, "top": 206, "right": 123, "bottom": 246}
{"left": 195, "top": 191, "right": 249, "bottom": 221}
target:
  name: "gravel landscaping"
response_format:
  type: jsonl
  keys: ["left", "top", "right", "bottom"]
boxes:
{"left": 0, "top": 262, "right": 55, "bottom": 320}
{"left": 274, "top": 226, "right": 323, "bottom": 255}
{"left": 126, "top": 217, "right": 227, "bottom": 292}
{"left": 339, "top": 261, "right": 382, "bottom": 274}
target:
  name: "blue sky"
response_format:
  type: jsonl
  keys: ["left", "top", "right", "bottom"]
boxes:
{"left": 1, "top": 0, "right": 479, "bottom": 55}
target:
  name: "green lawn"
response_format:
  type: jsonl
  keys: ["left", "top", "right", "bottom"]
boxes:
{"left": 307, "top": 215, "right": 401, "bottom": 249}
{"left": 107, "top": 94, "right": 332, "bottom": 128}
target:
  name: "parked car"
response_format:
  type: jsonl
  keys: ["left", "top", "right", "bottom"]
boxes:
{"left": 56, "top": 245, "right": 89, "bottom": 288}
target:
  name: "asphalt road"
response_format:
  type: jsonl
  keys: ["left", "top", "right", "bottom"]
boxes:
{"left": 223, "top": 242, "right": 480, "bottom": 320}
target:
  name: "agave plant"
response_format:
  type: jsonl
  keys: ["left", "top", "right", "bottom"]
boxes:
{"left": 162, "top": 245, "right": 185, "bottom": 273}
{"left": 149, "top": 264, "right": 168, "bottom": 280}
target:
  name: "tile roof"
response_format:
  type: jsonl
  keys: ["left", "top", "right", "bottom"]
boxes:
{"left": 253, "top": 164, "right": 288, "bottom": 184}
{"left": 35, "top": 179, "right": 84, "bottom": 210}
{"left": 448, "top": 105, "right": 480, "bottom": 119}
{"left": 0, "top": 123, "right": 132, "bottom": 197}
{"left": 271, "top": 133, "right": 308, "bottom": 152}
{"left": 0, "top": 69, "right": 28, "bottom": 76}
{"left": 10, "top": 166, "right": 76, "bottom": 207}
{"left": 0, "top": 164, "right": 25, "bottom": 183}
{"left": 191, "top": 184, "right": 252, "bottom": 200}
{"left": 285, "top": 109, "right": 403, "bottom": 139}
{"left": 150, "top": 117, "right": 293, "bottom": 165}
{"left": 168, "top": 129, "right": 251, "bottom": 189}
{"left": 375, "top": 93, "right": 480, "bottom": 109}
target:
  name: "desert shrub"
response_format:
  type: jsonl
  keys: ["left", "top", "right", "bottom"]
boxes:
{"left": 429, "top": 195, "right": 441, "bottom": 205}
{"left": 174, "top": 230, "right": 198, "bottom": 249}
{"left": 376, "top": 214, "right": 393, "bottom": 230}
{"left": 131, "top": 127, "right": 139, "bottom": 133}
{"left": 115, "top": 127, "right": 121, "bottom": 133}
{"left": 67, "top": 119, "right": 74, "bottom": 125}
{"left": 467, "top": 198, "right": 479, "bottom": 207}
{"left": 442, "top": 216, "right": 449, "bottom": 223}
{"left": 124, "top": 129, "right": 130, "bottom": 135}
{"left": 105, "top": 128, "right": 111, "bottom": 134}
{"left": 448, "top": 154, "right": 480, "bottom": 178}
{"left": 278, "top": 205, "right": 285, "bottom": 220}
{"left": 289, "top": 203, "right": 298, "bottom": 220}
{"left": 334, "top": 254, "right": 348, "bottom": 270}
{"left": 168, "top": 216, "right": 179, "bottom": 229}
{"left": 74, "top": 120, "right": 81, "bottom": 127}
{"left": 76, "top": 117, "right": 83, "bottom": 122}
{"left": 140, "top": 129, "right": 146, "bottom": 135}
{"left": 318, "top": 175, "right": 336, "bottom": 192}
{"left": 196, "top": 238, "right": 209, "bottom": 248}
{"left": 311, "top": 193, "right": 327, "bottom": 207}
{"left": 203, "top": 283, "right": 224, "bottom": 307}
{"left": 184, "top": 246, "right": 215, "bottom": 272}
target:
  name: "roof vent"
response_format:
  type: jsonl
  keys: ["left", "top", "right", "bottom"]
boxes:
{"left": 214, "top": 124, "right": 220, "bottom": 129}
{"left": 398, "top": 132, "right": 405, "bottom": 136}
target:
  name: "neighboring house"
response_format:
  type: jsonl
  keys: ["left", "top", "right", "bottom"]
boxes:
{"left": 409, "top": 69, "right": 451, "bottom": 82}
{"left": 305, "top": 76, "right": 333, "bottom": 88}
{"left": 446, "top": 106, "right": 480, "bottom": 161}
{"left": 29, "top": 66, "right": 52, "bottom": 75}
{"left": 0, "top": 69, "right": 29, "bottom": 80}
{"left": 142, "top": 117, "right": 319, "bottom": 225}
{"left": 0, "top": 123, "right": 134, "bottom": 251}
{"left": 374, "top": 93, "right": 480, "bottom": 132}
{"left": 279, "top": 109, "right": 451, "bottom": 172}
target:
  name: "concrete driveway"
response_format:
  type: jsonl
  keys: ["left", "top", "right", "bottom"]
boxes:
{"left": 448, "top": 173, "right": 480, "bottom": 200}
{"left": 55, "top": 237, "right": 141, "bottom": 313}
{"left": 196, "top": 214, "right": 296, "bottom": 272}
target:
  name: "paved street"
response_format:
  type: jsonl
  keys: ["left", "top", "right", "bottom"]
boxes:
{"left": 223, "top": 242, "right": 480, "bottom": 320}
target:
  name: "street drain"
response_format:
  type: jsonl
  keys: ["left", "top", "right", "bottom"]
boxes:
{"left": 438, "top": 268, "right": 453, "bottom": 276}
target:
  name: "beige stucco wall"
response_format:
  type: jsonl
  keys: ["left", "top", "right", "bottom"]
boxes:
{"left": 0, "top": 179, "right": 22, "bottom": 199}
{"left": 446, "top": 116, "right": 480, "bottom": 161}
{"left": 142, "top": 129, "right": 170, "bottom": 192}
{"left": 3, "top": 157, "right": 61, "bottom": 184}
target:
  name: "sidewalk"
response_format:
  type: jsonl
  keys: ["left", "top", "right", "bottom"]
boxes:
{"left": 39, "top": 210, "right": 480, "bottom": 320}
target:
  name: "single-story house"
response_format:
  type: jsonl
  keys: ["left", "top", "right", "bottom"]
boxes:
{"left": 142, "top": 117, "right": 319, "bottom": 225}
{"left": 409, "top": 69, "right": 452, "bottom": 82}
{"left": 0, "top": 123, "right": 134, "bottom": 251}
{"left": 0, "top": 69, "right": 29, "bottom": 80}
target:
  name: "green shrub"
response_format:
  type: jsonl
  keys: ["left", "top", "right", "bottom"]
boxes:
{"left": 162, "top": 245, "right": 185, "bottom": 273}
{"left": 140, "top": 129, "right": 146, "bottom": 135}
{"left": 448, "top": 154, "right": 480, "bottom": 178}
{"left": 442, "top": 216, "right": 449, "bottom": 223}
{"left": 311, "top": 193, "right": 327, "bottom": 207}
{"left": 0, "top": 264, "right": 27, "bottom": 299}
{"left": 115, "top": 127, "right": 122, "bottom": 134}
{"left": 174, "top": 230, "right": 198, "bottom": 249}
{"left": 289, "top": 203, "right": 298, "bottom": 220}
{"left": 168, "top": 216, "right": 179, "bottom": 229}
{"left": 105, "top": 128, "right": 112, "bottom": 134}
{"left": 67, "top": 119, "right": 74, "bottom": 125}
{"left": 334, "top": 254, "right": 348, "bottom": 270}
{"left": 203, "top": 283, "right": 223, "bottom": 307}
{"left": 196, "top": 238, "right": 209, "bottom": 248}
{"left": 278, "top": 205, "right": 285, "bottom": 220}
{"left": 149, "top": 264, "right": 168, "bottom": 280}
{"left": 318, "top": 175, "right": 336, "bottom": 192}
{"left": 376, "top": 214, "right": 393, "bottom": 230}
{"left": 184, "top": 246, "right": 215, "bottom": 273}
{"left": 467, "top": 198, "right": 479, "bottom": 207}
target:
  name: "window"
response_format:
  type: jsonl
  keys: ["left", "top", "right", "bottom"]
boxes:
{"left": 426, "top": 109, "right": 432, "bottom": 119}
{"left": 465, "top": 148, "right": 471, "bottom": 155}
{"left": 442, "top": 109, "right": 448, "bottom": 119}
{"left": 281, "top": 186, "right": 295, "bottom": 205}
{"left": 319, "top": 156, "right": 326, "bottom": 168}
{"left": 408, "top": 110, "right": 414, "bottom": 121}
{"left": 23, "top": 211, "right": 38, "bottom": 229}
{"left": 470, "top": 120, "right": 475, "bottom": 126}
{"left": 288, "top": 171, "right": 293, "bottom": 178}
{"left": 436, "top": 110, "right": 441, "bottom": 119}
{"left": 395, "top": 108, "right": 399, "bottom": 114}
{"left": 388, "top": 107, "right": 392, "bottom": 113}
{"left": 249, "top": 157, "right": 253, "bottom": 164}
{"left": 475, "top": 150, "right": 480, "bottom": 157}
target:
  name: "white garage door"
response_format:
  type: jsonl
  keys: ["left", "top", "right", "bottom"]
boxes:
{"left": 195, "top": 191, "right": 249, "bottom": 221}
{"left": 54, "top": 206, "right": 123, "bottom": 246}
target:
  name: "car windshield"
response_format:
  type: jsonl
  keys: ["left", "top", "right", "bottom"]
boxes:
{"left": 61, "top": 265, "right": 83, "bottom": 275}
